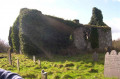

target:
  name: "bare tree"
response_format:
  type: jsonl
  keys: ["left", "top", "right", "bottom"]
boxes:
{"left": 0, "top": 39, "right": 9, "bottom": 53}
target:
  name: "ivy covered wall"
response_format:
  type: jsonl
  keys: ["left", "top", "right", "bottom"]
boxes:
{"left": 73, "top": 26, "right": 112, "bottom": 50}
{"left": 90, "top": 27, "right": 99, "bottom": 49}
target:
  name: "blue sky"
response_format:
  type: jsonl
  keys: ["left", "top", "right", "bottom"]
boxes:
{"left": 0, "top": 0, "right": 120, "bottom": 42}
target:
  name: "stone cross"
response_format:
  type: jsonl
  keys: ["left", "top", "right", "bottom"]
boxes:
{"left": 104, "top": 50, "right": 120, "bottom": 78}
{"left": 17, "top": 58, "right": 20, "bottom": 71}
{"left": 41, "top": 70, "right": 47, "bottom": 79}
{"left": 8, "top": 49, "right": 12, "bottom": 65}
{"left": 92, "top": 52, "right": 98, "bottom": 62}
{"left": 33, "top": 55, "right": 35, "bottom": 63}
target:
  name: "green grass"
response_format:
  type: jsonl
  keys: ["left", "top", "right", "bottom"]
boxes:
{"left": 0, "top": 53, "right": 117, "bottom": 79}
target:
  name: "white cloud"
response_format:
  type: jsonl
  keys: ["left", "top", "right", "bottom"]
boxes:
{"left": 0, "top": 0, "right": 79, "bottom": 42}
{"left": 112, "top": 0, "right": 120, "bottom": 2}
{"left": 105, "top": 18, "right": 120, "bottom": 40}
{"left": 103, "top": 0, "right": 109, "bottom": 2}
{"left": 112, "top": 33, "right": 120, "bottom": 40}
{"left": 39, "top": 0, "right": 56, "bottom": 3}
{"left": 42, "top": 8, "right": 79, "bottom": 20}
{"left": 98, "top": 0, "right": 120, "bottom": 2}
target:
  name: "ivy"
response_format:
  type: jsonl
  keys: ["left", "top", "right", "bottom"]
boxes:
{"left": 90, "top": 27, "right": 99, "bottom": 49}
{"left": 89, "top": 7, "right": 106, "bottom": 26}
{"left": 101, "top": 27, "right": 111, "bottom": 32}
{"left": 8, "top": 27, "right": 13, "bottom": 52}
{"left": 11, "top": 17, "right": 20, "bottom": 53}
{"left": 46, "top": 15, "right": 81, "bottom": 29}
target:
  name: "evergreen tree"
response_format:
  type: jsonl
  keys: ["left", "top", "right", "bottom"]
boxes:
{"left": 89, "top": 7, "right": 106, "bottom": 26}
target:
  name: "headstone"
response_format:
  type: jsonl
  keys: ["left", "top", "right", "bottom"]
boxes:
{"left": 92, "top": 52, "right": 98, "bottom": 62}
{"left": 33, "top": 55, "right": 35, "bottom": 63}
{"left": 38, "top": 59, "right": 41, "bottom": 68}
{"left": 104, "top": 50, "right": 120, "bottom": 78}
{"left": 17, "top": 58, "right": 20, "bottom": 71}
{"left": 8, "top": 49, "right": 12, "bottom": 65}
{"left": 41, "top": 70, "right": 47, "bottom": 79}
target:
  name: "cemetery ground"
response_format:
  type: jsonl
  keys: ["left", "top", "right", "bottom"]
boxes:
{"left": 0, "top": 52, "right": 117, "bottom": 79}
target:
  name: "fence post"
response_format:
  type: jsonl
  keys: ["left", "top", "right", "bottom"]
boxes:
{"left": 8, "top": 48, "right": 12, "bottom": 65}
{"left": 17, "top": 58, "right": 20, "bottom": 71}
{"left": 38, "top": 59, "right": 41, "bottom": 68}
{"left": 41, "top": 70, "right": 47, "bottom": 79}
{"left": 33, "top": 55, "right": 35, "bottom": 63}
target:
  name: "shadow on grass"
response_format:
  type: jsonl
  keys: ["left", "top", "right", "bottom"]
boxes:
{"left": 32, "top": 52, "right": 105, "bottom": 66}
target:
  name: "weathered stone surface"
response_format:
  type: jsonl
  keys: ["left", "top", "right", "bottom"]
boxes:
{"left": 73, "top": 27, "right": 87, "bottom": 50}
{"left": 74, "top": 26, "right": 112, "bottom": 50}
{"left": 92, "top": 52, "right": 98, "bottom": 62}
{"left": 104, "top": 50, "right": 120, "bottom": 78}
{"left": 98, "top": 28, "right": 112, "bottom": 50}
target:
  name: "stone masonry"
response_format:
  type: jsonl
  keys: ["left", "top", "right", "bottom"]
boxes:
{"left": 73, "top": 26, "right": 112, "bottom": 50}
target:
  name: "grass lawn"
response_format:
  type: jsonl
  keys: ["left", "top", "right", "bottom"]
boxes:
{"left": 0, "top": 53, "right": 117, "bottom": 79}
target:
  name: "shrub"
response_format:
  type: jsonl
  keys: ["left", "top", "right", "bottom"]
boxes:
{"left": 112, "top": 39, "right": 120, "bottom": 51}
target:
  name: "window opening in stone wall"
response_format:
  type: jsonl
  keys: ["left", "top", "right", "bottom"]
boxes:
{"left": 84, "top": 31, "right": 89, "bottom": 41}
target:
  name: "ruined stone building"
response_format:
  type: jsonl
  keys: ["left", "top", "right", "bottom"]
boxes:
{"left": 73, "top": 21, "right": 112, "bottom": 50}
{"left": 9, "top": 8, "right": 112, "bottom": 55}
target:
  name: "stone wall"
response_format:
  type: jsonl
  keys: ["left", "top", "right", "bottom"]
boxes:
{"left": 73, "top": 26, "right": 112, "bottom": 51}
{"left": 98, "top": 28, "right": 112, "bottom": 50}
{"left": 73, "top": 27, "right": 87, "bottom": 50}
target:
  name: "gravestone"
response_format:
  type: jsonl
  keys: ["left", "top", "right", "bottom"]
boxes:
{"left": 41, "top": 70, "right": 47, "bottom": 79}
{"left": 92, "top": 52, "right": 98, "bottom": 62}
{"left": 104, "top": 50, "right": 120, "bottom": 78}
